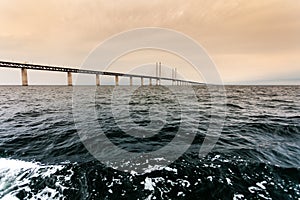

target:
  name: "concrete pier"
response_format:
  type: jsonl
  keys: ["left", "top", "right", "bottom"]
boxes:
{"left": 149, "top": 78, "right": 152, "bottom": 86}
{"left": 21, "top": 68, "right": 28, "bottom": 86}
{"left": 141, "top": 77, "right": 144, "bottom": 86}
{"left": 115, "top": 75, "right": 119, "bottom": 86}
{"left": 156, "top": 62, "right": 159, "bottom": 85}
{"left": 129, "top": 76, "right": 133, "bottom": 86}
{"left": 159, "top": 62, "right": 161, "bottom": 85}
{"left": 96, "top": 74, "right": 100, "bottom": 86}
{"left": 172, "top": 68, "right": 176, "bottom": 86}
{"left": 67, "top": 72, "right": 72, "bottom": 86}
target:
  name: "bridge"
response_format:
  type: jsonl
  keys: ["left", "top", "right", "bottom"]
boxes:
{"left": 0, "top": 60, "right": 203, "bottom": 86}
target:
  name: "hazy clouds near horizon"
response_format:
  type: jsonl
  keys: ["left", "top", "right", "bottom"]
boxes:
{"left": 0, "top": 0, "right": 299, "bottom": 85}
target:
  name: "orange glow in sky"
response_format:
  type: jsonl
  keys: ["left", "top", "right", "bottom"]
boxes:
{"left": 0, "top": 0, "right": 299, "bottom": 85}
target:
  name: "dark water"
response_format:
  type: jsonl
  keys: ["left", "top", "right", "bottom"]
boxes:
{"left": 0, "top": 85, "right": 299, "bottom": 200}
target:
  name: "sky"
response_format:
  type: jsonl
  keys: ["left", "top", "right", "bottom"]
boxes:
{"left": 0, "top": 0, "right": 299, "bottom": 85}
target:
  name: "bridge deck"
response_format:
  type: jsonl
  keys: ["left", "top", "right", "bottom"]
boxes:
{"left": 0, "top": 60, "right": 202, "bottom": 84}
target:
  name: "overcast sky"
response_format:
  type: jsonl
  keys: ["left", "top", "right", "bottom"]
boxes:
{"left": 0, "top": 0, "right": 299, "bottom": 85}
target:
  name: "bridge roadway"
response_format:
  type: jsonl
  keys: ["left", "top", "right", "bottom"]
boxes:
{"left": 0, "top": 60, "right": 203, "bottom": 86}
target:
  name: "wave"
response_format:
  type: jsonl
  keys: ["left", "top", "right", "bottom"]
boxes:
{"left": 0, "top": 158, "right": 72, "bottom": 200}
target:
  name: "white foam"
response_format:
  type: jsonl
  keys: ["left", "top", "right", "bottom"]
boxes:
{"left": 207, "top": 176, "right": 213, "bottom": 181}
{"left": 145, "top": 194, "right": 154, "bottom": 200}
{"left": 0, "top": 158, "right": 39, "bottom": 170}
{"left": 248, "top": 186, "right": 259, "bottom": 193}
{"left": 211, "top": 155, "right": 220, "bottom": 161}
{"left": 258, "top": 193, "right": 272, "bottom": 200}
{"left": 153, "top": 157, "right": 165, "bottom": 161}
{"left": 177, "top": 191, "right": 185, "bottom": 197}
{"left": 1, "top": 194, "right": 19, "bottom": 200}
{"left": 177, "top": 179, "right": 190, "bottom": 187}
{"left": 144, "top": 165, "right": 178, "bottom": 174}
{"left": 34, "top": 186, "right": 58, "bottom": 199}
{"left": 0, "top": 158, "right": 72, "bottom": 200}
{"left": 144, "top": 177, "right": 155, "bottom": 191}
{"left": 226, "top": 178, "right": 232, "bottom": 185}
{"left": 130, "top": 170, "right": 138, "bottom": 176}
{"left": 256, "top": 181, "right": 267, "bottom": 190}
{"left": 233, "top": 194, "right": 244, "bottom": 200}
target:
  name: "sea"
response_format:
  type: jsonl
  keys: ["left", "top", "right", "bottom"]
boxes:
{"left": 0, "top": 85, "right": 299, "bottom": 200}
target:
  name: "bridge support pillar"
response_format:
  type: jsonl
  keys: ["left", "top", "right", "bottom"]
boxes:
{"left": 67, "top": 72, "right": 72, "bottom": 86}
{"left": 96, "top": 74, "right": 100, "bottom": 86}
{"left": 115, "top": 75, "right": 119, "bottom": 86}
{"left": 149, "top": 78, "right": 152, "bottom": 86}
{"left": 21, "top": 68, "right": 28, "bottom": 86}
{"left": 129, "top": 76, "right": 133, "bottom": 86}
{"left": 141, "top": 77, "right": 144, "bottom": 86}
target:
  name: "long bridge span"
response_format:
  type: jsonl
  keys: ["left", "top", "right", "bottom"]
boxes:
{"left": 0, "top": 60, "right": 203, "bottom": 86}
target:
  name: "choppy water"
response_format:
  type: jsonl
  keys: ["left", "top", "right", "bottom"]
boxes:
{"left": 0, "top": 85, "right": 299, "bottom": 200}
